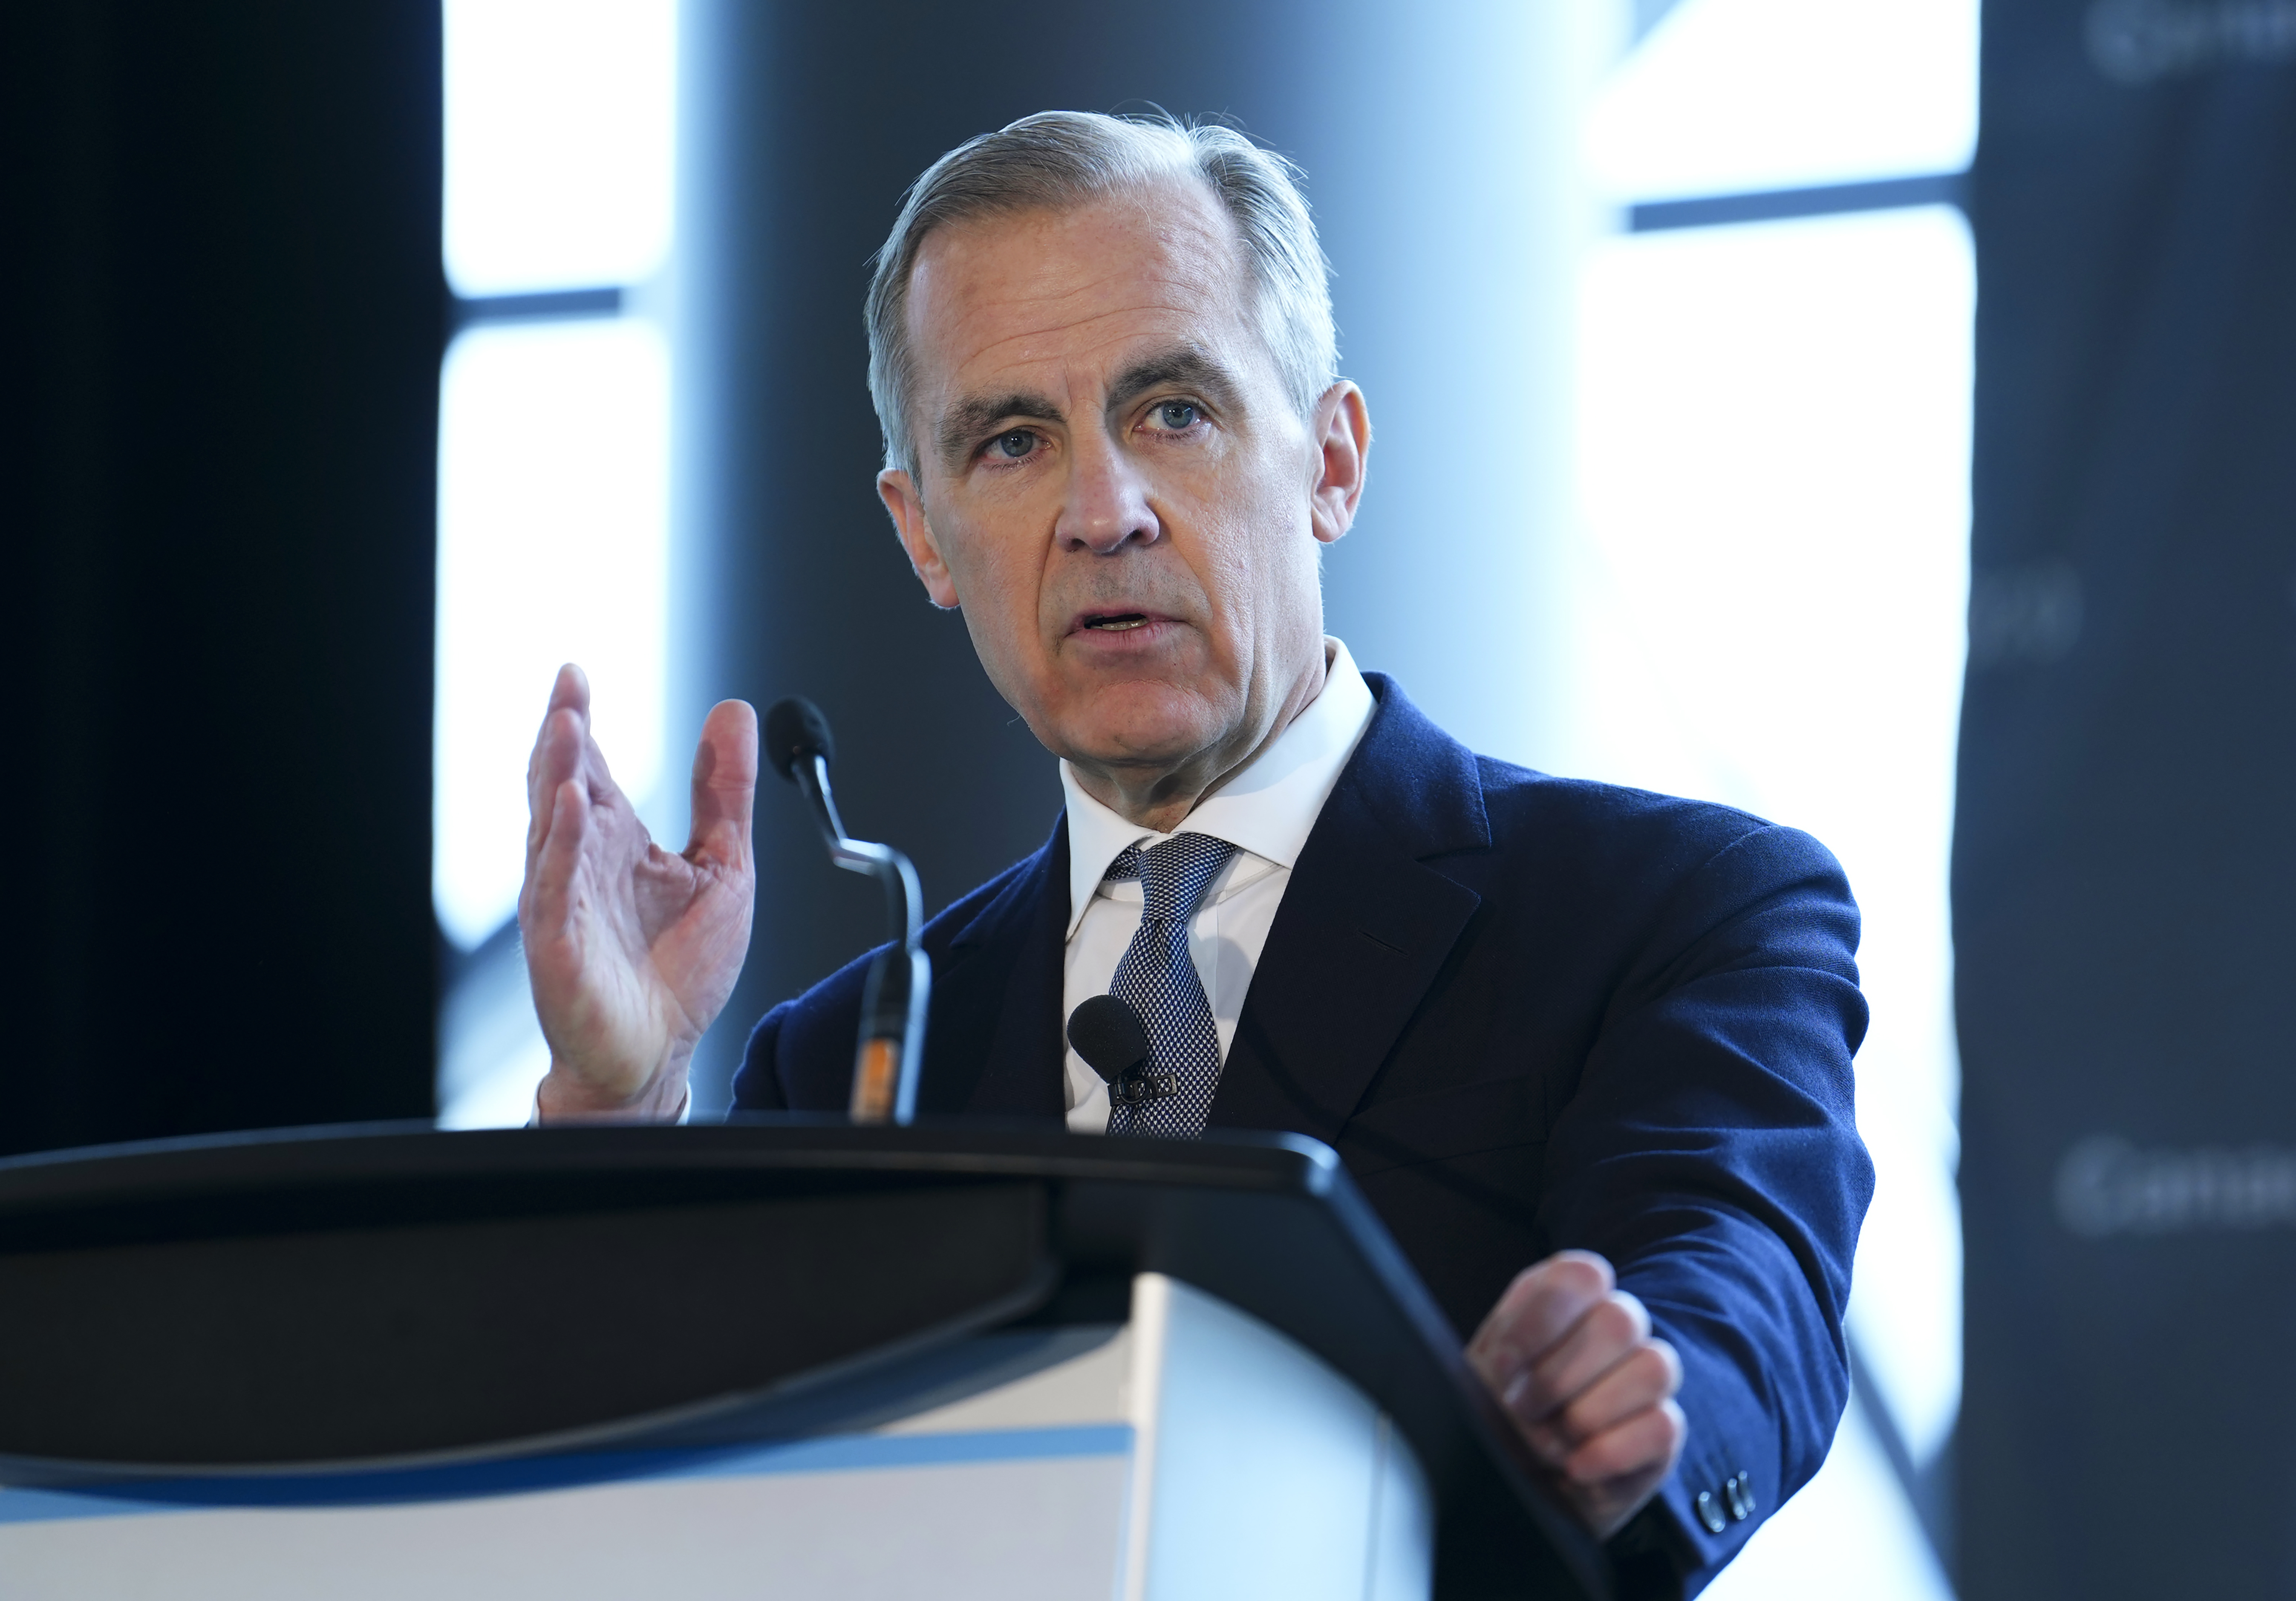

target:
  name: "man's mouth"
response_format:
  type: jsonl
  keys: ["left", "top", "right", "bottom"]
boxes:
{"left": 1080, "top": 612, "right": 1151, "bottom": 632}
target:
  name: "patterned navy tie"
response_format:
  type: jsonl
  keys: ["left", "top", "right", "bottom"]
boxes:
{"left": 1102, "top": 833, "right": 1239, "bottom": 1138}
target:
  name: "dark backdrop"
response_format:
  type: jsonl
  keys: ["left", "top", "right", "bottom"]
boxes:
{"left": 2, "top": 3, "right": 443, "bottom": 1154}
{"left": 1958, "top": 0, "right": 2296, "bottom": 1592}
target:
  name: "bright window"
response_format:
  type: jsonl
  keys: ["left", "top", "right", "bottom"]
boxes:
{"left": 432, "top": 318, "right": 670, "bottom": 949}
{"left": 1571, "top": 1, "right": 1974, "bottom": 1593}
{"left": 432, "top": 0, "right": 680, "bottom": 1127}
{"left": 443, "top": 0, "right": 677, "bottom": 295}
{"left": 1589, "top": 0, "right": 1978, "bottom": 201}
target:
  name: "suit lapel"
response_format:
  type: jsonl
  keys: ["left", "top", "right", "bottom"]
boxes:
{"left": 918, "top": 818, "right": 1069, "bottom": 1121}
{"left": 1208, "top": 678, "right": 1490, "bottom": 1145}
{"left": 918, "top": 678, "right": 1487, "bottom": 1135}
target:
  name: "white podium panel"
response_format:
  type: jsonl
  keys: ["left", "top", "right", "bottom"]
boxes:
{"left": 0, "top": 1274, "right": 1431, "bottom": 1601}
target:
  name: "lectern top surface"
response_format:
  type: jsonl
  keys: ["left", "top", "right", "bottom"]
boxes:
{"left": 0, "top": 1122, "right": 1609, "bottom": 1601}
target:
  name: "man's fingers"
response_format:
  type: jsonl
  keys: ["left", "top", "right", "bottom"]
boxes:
{"left": 526, "top": 777, "right": 590, "bottom": 940}
{"left": 1544, "top": 1338, "right": 1681, "bottom": 1453}
{"left": 1562, "top": 1397, "right": 1687, "bottom": 1489}
{"left": 550, "top": 664, "right": 634, "bottom": 817}
{"left": 1466, "top": 1253, "right": 1683, "bottom": 1540}
{"left": 1468, "top": 1250, "right": 1615, "bottom": 1379}
{"left": 1515, "top": 1332, "right": 1679, "bottom": 1466}
{"left": 527, "top": 707, "right": 587, "bottom": 863}
{"left": 551, "top": 661, "right": 592, "bottom": 718}
{"left": 527, "top": 664, "right": 592, "bottom": 859}
{"left": 1521, "top": 1290, "right": 1653, "bottom": 1420}
{"left": 688, "top": 699, "right": 758, "bottom": 869}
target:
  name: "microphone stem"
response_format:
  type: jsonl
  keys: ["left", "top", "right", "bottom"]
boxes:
{"left": 796, "top": 751, "right": 930, "bottom": 1126}
{"left": 798, "top": 755, "right": 921, "bottom": 948}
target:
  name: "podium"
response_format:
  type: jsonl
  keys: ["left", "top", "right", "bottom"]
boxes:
{"left": 0, "top": 1122, "right": 1609, "bottom": 1600}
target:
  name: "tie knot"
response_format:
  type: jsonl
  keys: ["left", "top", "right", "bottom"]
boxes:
{"left": 1105, "top": 833, "right": 1239, "bottom": 924}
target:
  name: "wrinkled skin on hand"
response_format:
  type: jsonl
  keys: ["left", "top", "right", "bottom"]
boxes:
{"left": 521, "top": 664, "right": 758, "bottom": 1120}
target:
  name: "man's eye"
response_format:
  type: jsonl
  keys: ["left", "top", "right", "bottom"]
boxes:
{"left": 990, "top": 429, "right": 1037, "bottom": 460}
{"left": 1153, "top": 401, "right": 1200, "bottom": 430}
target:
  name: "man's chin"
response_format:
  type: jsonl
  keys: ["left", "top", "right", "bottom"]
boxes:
{"left": 1039, "top": 680, "right": 1231, "bottom": 774}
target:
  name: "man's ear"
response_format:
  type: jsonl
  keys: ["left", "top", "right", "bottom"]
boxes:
{"left": 879, "top": 468, "right": 961, "bottom": 609}
{"left": 1307, "top": 381, "right": 1371, "bottom": 546}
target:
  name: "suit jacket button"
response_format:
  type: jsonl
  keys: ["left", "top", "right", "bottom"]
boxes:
{"left": 1696, "top": 1490, "right": 1727, "bottom": 1534}
{"left": 1724, "top": 1474, "right": 1752, "bottom": 1521}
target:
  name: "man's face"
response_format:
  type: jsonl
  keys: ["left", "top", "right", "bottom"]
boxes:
{"left": 878, "top": 181, "right": 1368, "bottom": 808}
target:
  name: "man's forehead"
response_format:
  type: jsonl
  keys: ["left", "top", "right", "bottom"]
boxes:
{"left": 903, "top": 182, "right": 1257, "bottom": 397}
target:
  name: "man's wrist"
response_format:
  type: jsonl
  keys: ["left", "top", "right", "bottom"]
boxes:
{"left": 534, "top": 1052, "right": 693, "bottom": 1123}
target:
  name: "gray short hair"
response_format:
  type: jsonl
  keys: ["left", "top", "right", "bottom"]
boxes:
{"left": 865, "top": 110, "right": 1338, "bottom": 478}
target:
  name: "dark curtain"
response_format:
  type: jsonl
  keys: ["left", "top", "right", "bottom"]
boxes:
{"left": 1959, "top": 1, "right": 2296, "bottom": 1592}
{"left": 0, "top": 3, "right": 443, "bottom": 1153}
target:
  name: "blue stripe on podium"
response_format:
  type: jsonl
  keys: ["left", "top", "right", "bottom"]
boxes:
{"left": 0, "top": 1424, "right": 1135, "bottom": 1525}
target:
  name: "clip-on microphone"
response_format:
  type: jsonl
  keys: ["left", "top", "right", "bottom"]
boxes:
{"left": 1066, "top": 994, "right": 1172, "bottom": 1108}
{"left": 763, "top": 697, "right": 928, "bottom": 1125}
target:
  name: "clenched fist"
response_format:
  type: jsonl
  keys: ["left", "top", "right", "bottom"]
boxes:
{"left": 1466, "top": 1250, "right": 1686, "bottom": 1539}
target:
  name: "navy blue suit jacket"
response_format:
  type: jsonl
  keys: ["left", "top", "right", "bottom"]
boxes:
{"left": 733, "top": 674, "right": 1872, "bottom": 1591}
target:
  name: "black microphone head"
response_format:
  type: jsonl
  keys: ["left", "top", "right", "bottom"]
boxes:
{"left": 763, "top": 696, "right": 835, "bottom": 786}
{"left": 1066, "top": 995, "right": 1151, "bottom": 1086}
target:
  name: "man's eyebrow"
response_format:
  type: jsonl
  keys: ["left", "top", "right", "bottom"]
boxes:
{"left": 936, "top": 391, "right": 1063, "bottom": 468}
{"left": 1107, "top": 347, "right": 1246, "bottom": 415}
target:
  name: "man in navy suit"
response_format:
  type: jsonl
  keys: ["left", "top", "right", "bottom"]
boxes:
{"left": 520, "top": 112, "right": 1870, "bottom": 1595}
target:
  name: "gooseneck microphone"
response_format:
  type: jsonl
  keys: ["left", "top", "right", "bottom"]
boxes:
{"left": 1065, "top": 994, "right": 1172, "bottom": 1107}
{"left": 764, "top": 697, "right": 928, "bottom": 1125}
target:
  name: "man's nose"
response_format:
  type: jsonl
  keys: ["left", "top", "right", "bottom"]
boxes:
{"left": 1054, "top": 433, "right": 1160, "bottom": 555}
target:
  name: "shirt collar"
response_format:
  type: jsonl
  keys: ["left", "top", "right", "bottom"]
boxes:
{"left": 1058, "top": 637, "right": 1376, "bottom": 939}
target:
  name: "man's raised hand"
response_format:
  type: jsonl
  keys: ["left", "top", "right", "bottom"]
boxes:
{"left": 520, "top": 665, "right": 758, "bottom": 1120}
{"left": 1466, "top": 1250, "right": 1687, "bottom": 1539}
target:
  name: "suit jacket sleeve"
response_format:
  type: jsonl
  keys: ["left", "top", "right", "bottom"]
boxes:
{"left": 730, "top": 949, "right": 879, "bottom": 1115}
{"left": 730, "top": 1001, "right": 794, "bottom": 1112}
{"left": 727, "top": 932, "right": 885, "bottom": 1114}
{"left": 1541, "top": 820, "right": 1872, "bottom": 1596}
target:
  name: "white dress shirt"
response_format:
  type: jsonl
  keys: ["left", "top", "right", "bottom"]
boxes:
{"left": 1058, "top": 638, "right": 1376, "bottom": 1133}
